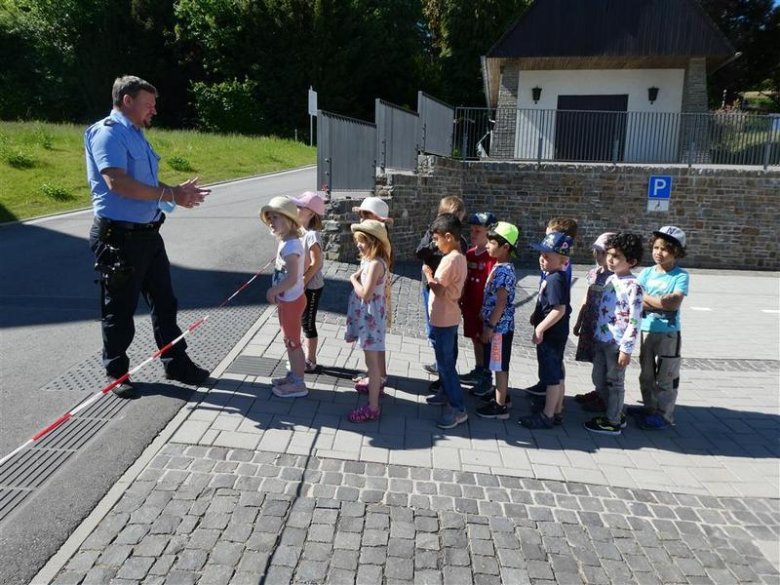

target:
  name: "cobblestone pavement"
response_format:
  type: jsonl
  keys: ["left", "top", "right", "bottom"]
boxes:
{"left": 52, "top": 446, "right": 779, "bottom": 585}
{"left": 47, "top": 262, "right": 779, "bottom": 584}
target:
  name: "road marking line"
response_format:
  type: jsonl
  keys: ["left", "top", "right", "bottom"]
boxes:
{"left": 691, "top": 307, "right": 713, "bottom": 311}
{"left": 760, "top": 309, "right": 780, "bottom": 314}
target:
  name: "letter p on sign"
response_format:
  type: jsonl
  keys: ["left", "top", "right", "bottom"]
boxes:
{"left": 647, "top": 175, "right": 672, "bottom": 212}
{"left": 647, "top": 175, "right": 672, "bottom": 199}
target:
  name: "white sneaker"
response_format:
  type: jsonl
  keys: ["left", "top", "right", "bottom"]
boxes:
{"left": 272, "top": 379, "right": 309, "bottom": 398}
{"left": 271, "top": 372, "right": 292, "bottom": 386}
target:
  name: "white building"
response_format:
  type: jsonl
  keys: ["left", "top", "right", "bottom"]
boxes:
{"left": 481, "top": 0, "right": 737, "bottom": 162}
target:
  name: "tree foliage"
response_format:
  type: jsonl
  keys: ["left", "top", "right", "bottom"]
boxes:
{"left": 0, "top": 0, "right": 776, "bottom": 134}
{"left": 700, "top": 0, "right": 780, "bottom": 109}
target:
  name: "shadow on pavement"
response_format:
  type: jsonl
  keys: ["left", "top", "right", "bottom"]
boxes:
{"left": 183, "top": 373, "right": 779, "bottom": 461}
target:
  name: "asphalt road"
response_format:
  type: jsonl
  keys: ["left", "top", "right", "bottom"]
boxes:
{"left": 0, "top": 166, "right": 315, "bottom": 585}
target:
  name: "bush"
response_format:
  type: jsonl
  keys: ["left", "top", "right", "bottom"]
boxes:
{"left": 39, "top": 183, "right": 74, "bottom": 201}
{"left": 2, "top": 149, "right": 35, "bottom": 169}
{"left": 190, "top": 78, "right": 265, "bottom": 134}
{"left": 168, "top": 155, "right": 195, "bottom": 172}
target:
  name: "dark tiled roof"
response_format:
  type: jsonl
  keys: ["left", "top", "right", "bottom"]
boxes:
{"left": 487, "top": 0, "right": 735, "bottom": 60}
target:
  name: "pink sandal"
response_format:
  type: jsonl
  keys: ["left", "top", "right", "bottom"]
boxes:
{"left": 354, "top": 376, "right": 387, "bottom": 395}
{"left": 347, "top": 404, "right": 381, "bottom": 423}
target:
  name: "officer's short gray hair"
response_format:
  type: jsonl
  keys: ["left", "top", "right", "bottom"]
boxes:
{"left": 112, "top": 75, "right": 158, "bottom": 107}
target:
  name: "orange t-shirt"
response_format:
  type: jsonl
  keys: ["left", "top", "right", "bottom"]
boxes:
{"left": 429, "top": 250, "right": 467, "bottom": 327}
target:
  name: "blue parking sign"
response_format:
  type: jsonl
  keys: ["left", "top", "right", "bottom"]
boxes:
{"left": 648, "top": 176, "right": 672, "bottom": 199}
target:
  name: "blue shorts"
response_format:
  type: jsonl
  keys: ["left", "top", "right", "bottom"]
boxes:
{"left": 536, "top": 335, "right": 566, "bottom": 385}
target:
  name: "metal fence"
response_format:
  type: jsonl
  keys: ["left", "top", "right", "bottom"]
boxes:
{"left": 418, "top": 92, "right": 454, "bottom": 156}
{"left": 375, "top": 99, "right": 419, "bottom": 172}
{"left": 317, "top": 110, "right": 377, "bottom": 192}
{"left": 455, "top": 107, "right": 780, "bottom": 168}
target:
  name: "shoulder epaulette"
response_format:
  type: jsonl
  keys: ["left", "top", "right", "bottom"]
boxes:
{"left": 103, "top": 119, "right": 116, "bottom": 126}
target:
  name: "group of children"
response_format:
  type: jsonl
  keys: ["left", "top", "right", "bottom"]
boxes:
{"left": 521, "top": 222, "right": 689, "bottom": 435}
{"left": 259, "top": 191, "right": 690, "bottom": 435}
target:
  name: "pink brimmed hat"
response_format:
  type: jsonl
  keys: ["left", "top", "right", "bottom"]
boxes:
{"left": 290, "top": 191, "right": 327, "bottom": 217}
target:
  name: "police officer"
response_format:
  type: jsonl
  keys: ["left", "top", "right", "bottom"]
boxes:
{"left": 85, "top": 75, "right": 210, "bottom": 398}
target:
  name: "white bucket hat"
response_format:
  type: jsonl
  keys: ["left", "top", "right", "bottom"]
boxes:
{"left": 355, "top": 197, "right": 389, "bottom": 221}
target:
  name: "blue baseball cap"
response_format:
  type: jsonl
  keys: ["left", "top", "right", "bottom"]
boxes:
{"left": 532, "top": 231, "right": 574, "bottom": 257}
{"left": 468, "top": 211, "right": 497, "bottom": 226}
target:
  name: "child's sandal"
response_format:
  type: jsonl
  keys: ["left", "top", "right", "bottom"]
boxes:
{"left": 304, "top": 360, "right": 319, "bottom": 373}
{"left": 347, "top": 404, "right": 381, "bottom": 423}
{"left": 354, "top": 376, "right": 387, "bottom": 395}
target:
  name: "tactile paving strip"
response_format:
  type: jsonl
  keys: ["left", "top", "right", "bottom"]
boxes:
{"left": 226, "top": 356, "right": 284, "bottom": 377}
{"left": 226, "top": 355, "right": 358, "bottom": 388}
{"left": 0, "top": 303, "right": 265, "bottom": 525}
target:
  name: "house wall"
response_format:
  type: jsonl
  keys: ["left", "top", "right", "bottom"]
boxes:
{"left": 321, "top": 156, "right": 780, "bottom": 271}
{"left": 514, "top": 69, "right": 686, "bottom": 162}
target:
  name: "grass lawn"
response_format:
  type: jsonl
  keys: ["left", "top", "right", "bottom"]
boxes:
{"left": 0, "top": 121, "right": 316, "bottom": 223}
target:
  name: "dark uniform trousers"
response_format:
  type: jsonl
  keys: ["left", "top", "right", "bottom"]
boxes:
{"left": 89, "top": 217, "right": 187, "bottom": 378}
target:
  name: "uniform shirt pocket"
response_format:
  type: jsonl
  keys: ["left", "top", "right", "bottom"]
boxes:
{"left": 127, "top": 144, "right": 156, "bottom": 185}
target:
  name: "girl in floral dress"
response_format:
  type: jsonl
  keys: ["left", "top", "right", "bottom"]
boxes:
{"left": 344, "top": 220, "right": 392, "bottom": 422}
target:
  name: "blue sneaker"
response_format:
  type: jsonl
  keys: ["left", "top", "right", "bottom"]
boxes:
{"left": 436, "top": 409, "right": 468, "bottom": 429}
{"left": 639, "top": 413, "right": 670, "bottom": 430}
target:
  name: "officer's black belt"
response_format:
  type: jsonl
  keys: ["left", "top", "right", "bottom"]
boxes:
{"left": 98, "top": 218, "right": 162, "bottom": 231}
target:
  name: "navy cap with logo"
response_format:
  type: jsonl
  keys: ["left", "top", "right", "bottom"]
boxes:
{"left": 468, "top": 211, "right": 497, "bottom": 226}
{"left": 532, "top": 231, "right": 574, "bottom": 257}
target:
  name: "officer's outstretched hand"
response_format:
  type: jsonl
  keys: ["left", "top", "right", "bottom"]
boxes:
{"left": 173, "top": 178, "right": 211, "bottom": 209}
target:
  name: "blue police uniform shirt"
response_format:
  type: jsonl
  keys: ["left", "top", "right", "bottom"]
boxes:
{"left": 85, "top": 109, "right": 161, "bottom": 223}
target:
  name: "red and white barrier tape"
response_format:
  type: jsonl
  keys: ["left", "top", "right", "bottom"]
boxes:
{"left": 0, "top": 259, "right": 273, "bottom": 468}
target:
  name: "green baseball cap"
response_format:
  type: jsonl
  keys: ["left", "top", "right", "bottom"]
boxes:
{"left": 487, "top": 221, "right": 520, "bottom": 248}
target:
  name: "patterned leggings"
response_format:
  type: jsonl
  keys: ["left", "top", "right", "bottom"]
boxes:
{"left": 302, "top": 287, "right": 323, "bottom": 338}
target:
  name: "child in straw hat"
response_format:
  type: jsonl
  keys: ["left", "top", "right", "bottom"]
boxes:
{"left": 260, "top": 196, "right": 308, "bottom": 398}
{"left": 344, "top": 219, "right": 392, "bottom": 422}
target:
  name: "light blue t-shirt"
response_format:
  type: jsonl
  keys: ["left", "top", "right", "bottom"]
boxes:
{"left": 84, "top": 109, "right": 161, "bottom": 223}
{"left": 637, "top": 265, "right": 689, "bottom": 333}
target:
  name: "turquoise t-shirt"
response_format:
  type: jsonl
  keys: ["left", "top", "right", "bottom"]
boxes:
{"left": 637, "top": 265, "right": 689, "bottom": 333}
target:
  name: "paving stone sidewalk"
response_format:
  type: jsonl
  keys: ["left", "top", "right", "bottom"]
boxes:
{"left": 49, "top": 262, "right": 779, "bottom": 584}
{"left": 53, "top": 446, "right": 779, "bottom": 585}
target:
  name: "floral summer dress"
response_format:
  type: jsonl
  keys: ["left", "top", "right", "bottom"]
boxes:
{"left": 345, "top": 259, "right": 387, "bottom": 351}
{"left": 574, "top": 267, "right": 611, "bottom": 362}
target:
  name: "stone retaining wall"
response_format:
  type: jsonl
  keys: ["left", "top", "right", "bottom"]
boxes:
{"left": 322, "top": 157, "right": 780, "bottom": 270}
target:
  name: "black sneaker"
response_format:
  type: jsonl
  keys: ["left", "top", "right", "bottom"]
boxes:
{"left": 428, "top": 379, "right": 441, "bottom": 393}
{"left": 584, "top": 416, "right": 622, "bottom": 436}
{"left": 476, "top": 399, "right": 510, "bottom": 420}
{"left": 480, "top": 393, "right": 512, "bottom": 410}
{"left": 459, "top": 367, "right": 488, "bottom": 385}
{"left": 520, "top": 381, "right": 546, "bottom": 396}
{"left": 107, "top": 376, "right": 138, "bottom": 399}
{"left": 519, "top": 411, "right": 554, "bottom": 429}
{"left": 471, "top": 380, "right": 494, "bottom": 398}
{"left": 165, "top": 359, "right": 210, "bottom": 386}
{"left": 620, "top": 414, "right": 628, "bottom": 429}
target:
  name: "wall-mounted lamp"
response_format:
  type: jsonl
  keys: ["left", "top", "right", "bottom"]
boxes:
{"left": 532, "top": 86, "right": 542, "bottom": 104}
{"left": 648, "top": 86, "right": 659, "bottom": 104}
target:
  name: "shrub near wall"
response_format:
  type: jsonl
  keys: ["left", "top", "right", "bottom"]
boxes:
{"left": 322, "top": 156, "right": 780, "bottom": 270}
